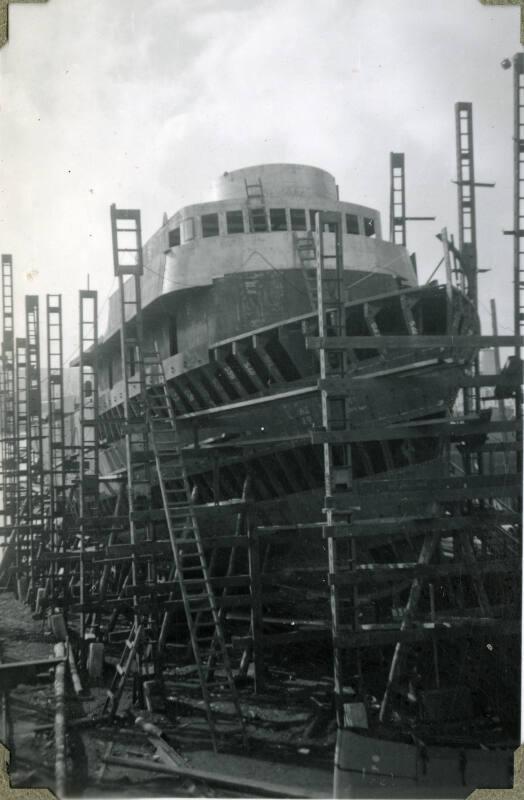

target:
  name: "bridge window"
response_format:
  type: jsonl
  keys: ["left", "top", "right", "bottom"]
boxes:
{"left": 251, "top": 210, "right": 268, "bottom": 232}
{"left": 364, "top": 217, "right": 376, "bottom": 238}
{"left": 269, "top": 208, "right": 287, "bottom": 231}
{"left": 168, "top": 227, "right": 180, "bottom": 247}
{"left": 290, "top": 209, "right": 306, "bottom": 231}
{"left": 346, "top": 214, "right": 360, "bottom": 235}
{"left": 202, "top": 213, "right": 220, "bottom": 237}
{"left": 226, "top": 210, "right": 244, "bottom": 234}
{"left": 182, "top": 218, "right": 195, "bottom": 242}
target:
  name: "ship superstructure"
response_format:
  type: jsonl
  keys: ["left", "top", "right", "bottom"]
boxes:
{"left": 94, "top": 163, "right": 478, "bottom": 525}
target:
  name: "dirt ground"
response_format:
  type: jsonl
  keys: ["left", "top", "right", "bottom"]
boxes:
{"left": 0, "top": 590, "right": 334, "bottom": 799}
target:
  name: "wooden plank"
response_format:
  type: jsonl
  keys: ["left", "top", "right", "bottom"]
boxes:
{"left": 311, "top": 418, "right": 521, "bottom": 444}
{"left": 130, "top": 501, "right": 248, "bottom": 523}
{"left": 355, "top": 473, "right": 521, "bottom": 495}
{"left": 104, "top": 540, "right": 173, "bottom": 557}
{"left": 248, "top": 528, "right": 264, "bottom": 692}
{"left": 334, "top": 618, "right": 520, "bottom": 648}
{"left": 0, "top": 657, "right": 66, "bottom": 676}
{"left": 188, "top": 433, "right": 311, "bottom": 452}
{"left": 77, "top": 515, "right": 129, "bottom": 524}
{"left": 328, "top": 477, "right": 521, "bottom": 505}
{"left": 307, "top": 335, "right": 524, "bottom": 350}
{"left": 259, "top": 568, "right": 330, "bottom": 583}
{"left": 162, "top": 594, "right": 252, "bottom": 611}
{"left": 38, "top": 550, "right": 100, "bottom": 563}
{"left": 257, "top": 524, "right": 352, "bottom": 540}
{"left": 330, "top": 558, "right": 519, "bottom": 586}
{"left": 232, "top": 629, "right": 328, "bottom": 648}
{"left": 102, "top": 755, "right": 316, "bottom": 799}
{"left": 319, "top": 373, "right": 522, "bottom": 391}
{"left": 123, "top": 575, "right": 250, "bottom": 597}
{"left": 323, "top": 512, "right": 521, "bottom": 539}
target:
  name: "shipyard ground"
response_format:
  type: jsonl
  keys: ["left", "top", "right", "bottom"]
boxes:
{"left": 0, "top": 591, "right": 334, "bottom": 798}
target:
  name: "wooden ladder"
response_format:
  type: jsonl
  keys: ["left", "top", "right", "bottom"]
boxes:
{"left": 244, "top": 178, "right": 267, "bottom": 232}
{"left": 294, "top": 231, "right": 318, "bottom": 309}
{"left": 105, "top": 622, "right": 145, "bottom": 714}
{"left": 143, "top": 351, "right": 248, "bottom": 751}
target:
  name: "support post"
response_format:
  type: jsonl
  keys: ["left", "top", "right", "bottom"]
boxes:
{"left": 25, "top": 297, "right": 44, "bottom": 602}
{"left": 54, "top": 642, "right": 67, "bottom": 797}
{"left": 490, "top": 298, "right": 510, "bottom": 473}
{"left": 110, "top": 205, "right": 147, "bottom": 634}
{"left": 78, "top": 290, "right": 99, "bottom": 641}
{"left": 1, "top": 256, "right": 16, "bottom": 527}
{"left": 14, "top": 338, "right": 28, "bottom": 580}
{"left": 248, "top": 526, "right": 264, "bottom": 692}
{"left": 46, "top": 294, "right": 65, "bottom": 598}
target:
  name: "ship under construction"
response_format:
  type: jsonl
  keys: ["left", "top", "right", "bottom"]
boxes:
{"left": 0, "top": 66, "right": 522, "bottom": 799}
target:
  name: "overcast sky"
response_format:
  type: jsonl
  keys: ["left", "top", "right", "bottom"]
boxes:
{"left": 0, "top": 0, "right": 521, "bottom": 361}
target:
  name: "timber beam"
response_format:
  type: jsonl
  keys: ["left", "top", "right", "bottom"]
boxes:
{"left": 257, "top": 521, "right": 351, "bottom": 536}
{"left": 312, "top": 418, "right": 521, "bottom": 444}
{"left": 319, "top": 373, "right": 522, "bottom": 391}
{"left": 330, "top": 557, "right": 519, "bottom": 586}
{"left": 355, "top": 473, "right": 521, "bottom": 495}
{"left": 334, "top": 618, "right": 520, "bottom": 649}
{"left": 326, "top": 474, "right": 522, "bottom": 504}
{"left": 322, "top": 511, "right": 520, "bottom": 538}
{"left": 307, "top": 335, "right": 524, "bottom": 350}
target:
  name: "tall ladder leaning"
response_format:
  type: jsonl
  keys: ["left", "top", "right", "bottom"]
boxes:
{"left": 313, "top": 211, "right": 359, "bottom": 728}
{"left": 143, "top": 348, "right": 248, "bottom": 751}
{"left": 104, "top": 206, "right": 159, "bottom": 718}
{"left": 106, "top": 204, "right": 246, "bottom": 750}
{"left": 293, "top": 231, "right": 318, "bottom": 310}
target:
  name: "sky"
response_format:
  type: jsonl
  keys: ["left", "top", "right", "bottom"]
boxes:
{"left": 0, "top": 0, "right": 522, "bottom": 362}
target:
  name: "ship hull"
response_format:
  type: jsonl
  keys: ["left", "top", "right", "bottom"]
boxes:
{"left": 97, "top": 282, "right": 478, "bottom": 520}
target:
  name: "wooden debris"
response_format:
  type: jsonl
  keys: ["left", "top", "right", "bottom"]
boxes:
{"left": 102, "top": 754, "right": 316, "bottom": 798}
